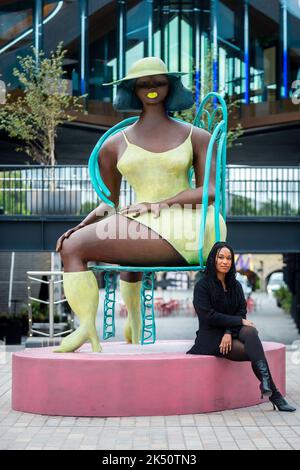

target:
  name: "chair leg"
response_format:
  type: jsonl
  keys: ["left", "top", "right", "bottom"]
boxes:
{"left": 141, "top": 272, "right": 156, "bottom": 345}
{"left": 103, "top": 271, "right": 116, "bottom": 340}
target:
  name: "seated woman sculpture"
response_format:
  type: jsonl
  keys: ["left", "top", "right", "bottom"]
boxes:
{"left": 54, "top": 57, "right": 227, "bottom": 353}
{"left": 187, "top": 241, "right": 296, "bottom": 412}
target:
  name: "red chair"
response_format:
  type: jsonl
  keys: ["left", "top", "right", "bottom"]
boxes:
{"left": 247, "top": 296, "right": 255, "bottom": 313}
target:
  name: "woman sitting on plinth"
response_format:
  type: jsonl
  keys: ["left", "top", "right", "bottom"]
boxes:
{"left": 55, "top": 57, "right": 226, "bottom": 353}
{"left": 187, "top": 241, "right": 296, "bottom": 412}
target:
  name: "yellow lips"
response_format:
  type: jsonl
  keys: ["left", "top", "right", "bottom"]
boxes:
{"left": 147, "top": 92, "right": 158, "bottom": 99}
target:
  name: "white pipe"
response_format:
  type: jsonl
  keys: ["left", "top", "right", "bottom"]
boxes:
{"left": 8, "top": 252, "right": 15, "bottom": 312}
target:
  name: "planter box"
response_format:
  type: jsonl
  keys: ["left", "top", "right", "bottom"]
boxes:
{"left": 0, "top": 320, "right": 22, "bottom": 345}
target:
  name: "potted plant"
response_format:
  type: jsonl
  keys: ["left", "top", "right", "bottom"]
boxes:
{"left": 0, "top": 42, "right": 86, "bottom": 215}
{"left": 0, "top": 313, "right": 22, "bottom": 345}
{"left": 273, "top": 286, "right": 292, "bottom": 314}
{"left": 20, "top": 300, "right": 72, "bottom": 336}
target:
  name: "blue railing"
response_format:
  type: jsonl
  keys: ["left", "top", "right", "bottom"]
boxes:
{"left": 0, "top": 165, "right": 299, "bottom": 217}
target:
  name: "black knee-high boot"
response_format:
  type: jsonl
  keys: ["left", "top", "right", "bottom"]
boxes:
{"left": 266, "top": 363, "right": 296, "bottom": 412}
{"left": 251, "top": 359, "right": 272, "bottom": 398}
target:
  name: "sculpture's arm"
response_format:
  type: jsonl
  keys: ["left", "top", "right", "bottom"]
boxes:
{"left": 157, "top": 127, "right": 217, "bottom": 208}
{"left": 82, "top": 138, "right": 122, "bottom": 226}
{"left": 56, "top": 139, "right": 122, "bottom": 252}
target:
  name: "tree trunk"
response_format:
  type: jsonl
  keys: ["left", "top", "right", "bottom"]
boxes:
{"left": 49, "top": 127, "right": 56, "bottom": 192}
{"left": 49, "top": 128, "right": 56, "bottom": 167}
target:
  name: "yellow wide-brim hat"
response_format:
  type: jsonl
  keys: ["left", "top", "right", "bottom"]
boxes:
{"left": 102, "top": 56, "right": 188, "bottom": 86}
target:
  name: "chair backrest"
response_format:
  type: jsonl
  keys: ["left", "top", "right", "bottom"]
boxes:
{"left": 88, "top": 92, "right": 227, "bottom": 268}
{"left": 192, "top": 92, "right": 228, "bottom": 266}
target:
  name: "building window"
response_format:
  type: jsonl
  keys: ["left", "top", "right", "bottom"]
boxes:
{"left": 0, "top": 0, "right": 34, "bottom": 92}
{"left": 43, "top": 1, "right": 80, "bottom": 96}
{"left": 248, "top": 0, "right": 280, "bottom": 103}
{"left": 287, "top": 1, "right": 300, "bottom": 96}
{"left": 218, "top": 0, "right": 244, "bottom": 101}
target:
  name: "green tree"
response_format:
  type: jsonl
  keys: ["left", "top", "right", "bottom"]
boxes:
{"left": 78, "top": 200, "right": 98, "bottom": 216}
{"left": 0, "top": 42, "right": 85, "bottom": 165}
{"left": 258, "top": 201, "right": 298, "bottom": 216}
{"left": 273, "top": 286, "right": 292, "bottom": 314}
{"left": 0, "top": 170, "right": 29, "bottom": 215}
{"left": 230, "top": 194, "right": 256, "bottom": 216}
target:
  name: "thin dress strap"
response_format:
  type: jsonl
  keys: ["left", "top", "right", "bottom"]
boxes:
{"left": 121, "top": 130, "right": 130, "bottom": 145}
{"left": 188, "top": 124, "right": 193, "bottom": 139}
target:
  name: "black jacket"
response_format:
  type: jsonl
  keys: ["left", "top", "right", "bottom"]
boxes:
{"left": 186, "top": 276, "right": 247, "bottom": 356}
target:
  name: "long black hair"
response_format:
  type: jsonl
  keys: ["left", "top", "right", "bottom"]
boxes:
{"left": 204, "top": 241, "right": 244, "bottom": 310}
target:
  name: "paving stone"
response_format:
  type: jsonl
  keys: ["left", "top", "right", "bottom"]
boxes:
{"left": 1, "top": 299, "right": 300, "bottom": 451}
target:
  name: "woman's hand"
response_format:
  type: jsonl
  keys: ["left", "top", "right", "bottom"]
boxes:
{"left": 55, "top": 222, "right": 86, "bottom": 253}
{"left": 242, "top": 318, "right": 259, "bottom": 333}
{"left": 219, "top": 333, "right": 232, "bottom": 355}
{"left": 242, "top": 319, "right": 256, "bottom": 328}
{"left": 119, "top": 202, "right": 161, "bottom": 218}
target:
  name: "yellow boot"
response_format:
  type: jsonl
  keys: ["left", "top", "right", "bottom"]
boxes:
{"left": 120, "top": 280, "right": 142, "bottom": 344}
{"left": 54, "top": 271, "right": 102, "bottom": 353}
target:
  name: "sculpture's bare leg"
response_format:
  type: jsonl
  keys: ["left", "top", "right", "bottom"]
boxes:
{"left": 60, "top": 214, "right": 189, "bottom": 271}
{"left": 56, "top": 214, "right": 188, "bottom": 351}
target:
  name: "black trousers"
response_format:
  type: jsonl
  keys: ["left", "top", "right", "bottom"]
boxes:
{"left": 221, "top": 326, "right": 267, "bottom": 363}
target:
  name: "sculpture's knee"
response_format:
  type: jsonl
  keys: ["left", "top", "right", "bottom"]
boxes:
{"left": 60, "top": 237, "right": 84, "bottom": 263}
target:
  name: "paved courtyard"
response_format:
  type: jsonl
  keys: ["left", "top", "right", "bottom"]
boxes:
{"left": 0, "top": 293, "right": 300, "bottom": 450}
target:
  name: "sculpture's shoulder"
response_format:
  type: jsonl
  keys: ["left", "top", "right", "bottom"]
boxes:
{"left": 101, "top": 131, "right": 124, "bottom": 153}
{"left": 191, "top": 126, "right": 211, "bottom": 150}
{"left": 99, "top": 130, "right": 127, "bottom": 164}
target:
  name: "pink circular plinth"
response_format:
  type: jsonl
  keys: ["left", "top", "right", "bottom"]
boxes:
{"left": 12, "top": 340, "right": 286, "bottom": 417}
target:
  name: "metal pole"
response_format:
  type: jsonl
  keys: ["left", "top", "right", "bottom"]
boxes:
{"left": 244, "top": 0, "right": 250, "bottom": 104}
{"left": 165, "top": 0, "right": 170, "bottom": 69}
{"left": 33, "top": 0, "right": 44, "bottom": 64}
{"left": 193, "top": 0, "right": 201, "bottom": 108}
{"left": 280, "top": 0, "right": 288, "bottom": 99}
{"left": 28, "top": 278, "right": 33, "bottom": 337}
{"left": 178, "top": 0, "right": 182, "bottom": 71}
{"left": 210, "top": 0, "right": 218, "bottom": 92}
{"left": 147, "top": 0, "right": 153, "bottom": 56}
{"left": 49, "top": 275, "right": 54, "bottom": 339}
{"left": 8, "top": 252, "right": 15, "bottom": 313}
{"left": 51, "top": 251, "right": 62, "bottom": 317}
{"left": 159, "top": 0, "right": 164, "bottom": 61}
{"left": 117, "top": 0, "right": 126, "bottom": 80}
{"left": 79, "top": 0, "right": 89, "bottom": 104}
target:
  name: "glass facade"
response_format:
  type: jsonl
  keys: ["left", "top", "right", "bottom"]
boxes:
{"left": 248, "top": 0, "right": 280, "bottom": 103}
{"left": 287, "top": 1, "right": 300, "bottom": 92}
{"left": 0, "top": 0, "right": 299, "bottom": 123}
{"left": 0, "top": 0, "right": 34, "bottom": 90}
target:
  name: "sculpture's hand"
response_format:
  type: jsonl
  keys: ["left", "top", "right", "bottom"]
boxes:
{"left": 119, "top": 202, "right": 161, "bottom": 218}
{"left": 55, "top": 222, "right": 86, "bottom": 253}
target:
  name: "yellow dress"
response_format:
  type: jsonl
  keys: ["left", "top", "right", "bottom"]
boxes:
{"left": 116, "top": 125, "right": 227, "bottom": 265}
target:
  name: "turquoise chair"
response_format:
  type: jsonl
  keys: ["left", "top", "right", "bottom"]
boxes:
{"left": 88, "top": 92, "right": 228, "bottom": 345}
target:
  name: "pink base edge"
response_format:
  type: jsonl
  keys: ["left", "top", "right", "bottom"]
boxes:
{"left": 12, "top": 340, "right": 286, "bottom": 417}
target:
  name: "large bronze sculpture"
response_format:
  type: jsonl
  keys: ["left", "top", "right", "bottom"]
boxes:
{"left": 55, "top": 57, "right": 227, "bottom": 353}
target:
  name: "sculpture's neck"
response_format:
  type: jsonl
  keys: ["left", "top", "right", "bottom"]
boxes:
{"left": 138, "top": 104, "right": 170, "bottom": 128}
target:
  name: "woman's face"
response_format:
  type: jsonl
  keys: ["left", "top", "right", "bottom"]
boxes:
{"left": 215, "top": 247, "right": 233, "bottom": 275}
{"left": 134, "top": 74, "right": 169, "bottom": 106}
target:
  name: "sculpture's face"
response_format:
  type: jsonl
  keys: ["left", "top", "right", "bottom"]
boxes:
{"left": 215, "top": 247, "right": 232, "bottom": 275}
{"left": 134, "top": 74, "right": 169, "bottom": 107}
